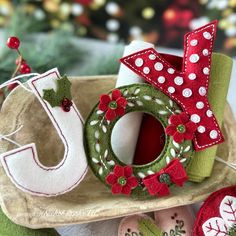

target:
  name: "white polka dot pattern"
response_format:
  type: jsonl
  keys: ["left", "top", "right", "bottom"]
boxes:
{"left": 135, "top": 58, "right": 143, "bottom": 67}
{"left": 154, "top": 62, "right": 163, "bottom": 71}
{"left": 167, "top": 68, "right": 175, "bottom": 74}
{"left": 206, "top": 110, "right": 213, "bottom": 117}
{"left": 168, "top": 87, "right": 175, "bottom": 94}
{"left": 182, "top": 88, "right": 192, "bottom": 98}
{"left": 198, "top": 126, "right": 206, "bottom": 133}
{"left": 120, "top": 21, "right": 224, "bottom": 150}
{"left": 188, "top": 73, "right": 196, "bottom": 80}
{"left": 157, "top": 76, "right": 165, "bottom": 84}
{"left": 174, "top": 76, "right": 184, "bottom": 85}
{"left": 191, "top": 114, "right": 201, "bottom": 123}
{"left": 199, "top": 87, "right": 206, "bottom": 96}
{"left": 189, "top": 54, "right": 200, "bottom": 63}
{"left": 143, "top": 67, "right": 150, "bottom": 74}
{"left": 190, "top": 39, "right": 198, "bottom": 46}
{"left": 196, "top": 101, "right": 204, "bottom": 109}
{"left": 203, "top": 67, "right": 210, "bottom": 75}
{"left": 210, "top": 130, "right": 218, "bottom": 139}
{"left": 149, "top": 54, "right": 156, "bottom": 60}
{"left": 203, "top": 31, "right": 212, "bottom": 40}
{"left": 202, "top": 49, "right": 209, "bottom": 56}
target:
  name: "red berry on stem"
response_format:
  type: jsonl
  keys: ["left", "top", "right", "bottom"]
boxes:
{"left": 15, "top": 57, "right": 25, "bottom": 65}
{"left": 7, "top": 36, "right": 20, "bottom": 50}
{"left": 19, "top": 63, "right": 31, "bottom": 74}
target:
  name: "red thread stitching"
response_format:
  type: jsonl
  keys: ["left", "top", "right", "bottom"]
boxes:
{"left": 2, "top": 70, "right": 88, "bottom": 196}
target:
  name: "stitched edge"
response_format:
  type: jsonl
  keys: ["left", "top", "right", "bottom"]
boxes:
{"left": 1, "top": 70, "right": 88, "bottom": 196}
{"left": 121, "top": 22, "right": 224, "bottom": 150}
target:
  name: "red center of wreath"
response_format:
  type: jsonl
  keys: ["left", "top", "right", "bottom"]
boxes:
{"left": 133, "top": 113, "right": 166, "bottom": 165}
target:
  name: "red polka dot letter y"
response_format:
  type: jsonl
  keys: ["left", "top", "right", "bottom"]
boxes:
{"left": 120, "top": 21, "right": 224, "bottom": 151}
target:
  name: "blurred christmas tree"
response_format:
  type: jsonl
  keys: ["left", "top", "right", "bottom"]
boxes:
{"left": 0, "top": 0, "right": 235, "bottom": 55}
{"left": 0, "top": 6, "right": 85, "bottom": 84}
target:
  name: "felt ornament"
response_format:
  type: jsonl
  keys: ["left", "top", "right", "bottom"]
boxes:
{"left": 120, "top": 21, "right": 223, "bottom": 151}
{"left": 154, "top": 206, "right": 195, "bottom": 236}
{"left": 84, "top": 83, "right": 193, "bottom": 198}
{"left": 0, "top": 68, "right": 88, "bottom": 197}
{"left": 112, "top": 40, "right": 154, "bottom": 165}
{"left": 194, "top": 185, "right": 236, "bottom": 236}
{"left": 118, "top": 214, "right": 162, "bottom": 236}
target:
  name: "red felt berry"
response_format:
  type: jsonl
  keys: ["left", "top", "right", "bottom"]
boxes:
{"left": 7, "top": 36, "right": 20, "bottom": 50}
{"left": 7, "top": 83, "right": 18, "bottom": 91}
{"left": 62, "top": 105, "right": 71, "bottom": 112}
{"left": 19, "top": 63, "right": 31, "bottom": 74}
{"left": 15, "top": 57, "right": 25, "bottom": 65}
{"left": 61, "top": 98, "right": 73, "bottom": 112}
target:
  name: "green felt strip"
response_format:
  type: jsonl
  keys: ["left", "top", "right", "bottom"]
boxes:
{"left": 0, "top": 208, "right": 59, "bottom": 236}
{"left": 187, "top": 53, "right": 233, "bottom": 182}
{"left": 138, "top": 218, "right": 163, "bottom": 236}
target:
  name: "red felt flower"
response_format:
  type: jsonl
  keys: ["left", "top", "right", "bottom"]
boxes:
{"left": 165, "top": 112, "right": 197, "bottom": 143}
{"left": 99, "top": 89, "right": 127, "bottom": 121}
{"left": 105, "top": 165, "right": 139, "bottom": 196}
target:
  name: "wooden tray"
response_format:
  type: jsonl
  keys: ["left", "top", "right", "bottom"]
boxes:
{"left": 0, "top": 75, "right": 235, "bottom": 229}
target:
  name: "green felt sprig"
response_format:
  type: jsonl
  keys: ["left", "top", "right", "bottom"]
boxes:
{"left": 43, "top": 76, "right": 71, "bottom": 107}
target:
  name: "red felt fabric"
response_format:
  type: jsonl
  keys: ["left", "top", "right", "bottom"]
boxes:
{"left": 193, "top": 185, "right": 236, "bottom": 236}
{"left": 133, "top": 114, "right": 165, "bottom": 165}
{"left": 106, "top": 165, "right": 138, "bottom": 196}
{"left": 120, "top": 21, "right": 224, "bottom": 151}
{"left": 142, "top": 159, "right": 188, "bottom": 197}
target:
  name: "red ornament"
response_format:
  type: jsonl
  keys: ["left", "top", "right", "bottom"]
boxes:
{"left": 120, "top": 21, "right": 224, "bottom": 151}
{"left": 166, "top": 113, "right": 197, "bottom": 143}
{"left": 74, "top": 0, "right": 93, "bottom": 6}
{"left": 61, "top": 98, "right": 73, "bottom": 112}
{"left": 7, "top": 83, "right": 19, "bottom": 91}
{"left": 19, "top": 63, "right": 31, "bottom": 74}
{"left": 99, "top": 89, "right": 127, "bottom": 121}
{"left": 194, "top": 185, "right": 236, "bottom": 236}
{"left": 106, "top": 165, "right": 138, "bottom": 196}
{"left": 6, "top": 36, "right": 20, "bottom": 50}
{"left": 142, "top": 159, "right": 188, "bottom": 198}
{"left": 15, "top": 57, "right": 25, "bottom": 65}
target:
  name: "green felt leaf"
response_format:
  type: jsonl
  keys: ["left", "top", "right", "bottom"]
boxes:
{"left": 57, "top": 76, "right": 72, "bottom": 100}
{"left": 138, "top": 218, "right": 163, "bottom": 236}
{"left": 43, "top": 76, "right": 72, "bottom": 108}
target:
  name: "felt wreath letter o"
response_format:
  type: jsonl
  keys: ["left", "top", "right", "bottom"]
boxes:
{"left": 0, "top": 68, "right": 88, "bottom": 197}
{"left": 84, "top": 84, "right": 194, "bottom": 198}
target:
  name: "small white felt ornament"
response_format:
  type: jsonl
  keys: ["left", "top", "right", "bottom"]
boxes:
{"left": 0, "top": 68, "right": 88, "bottom": 197}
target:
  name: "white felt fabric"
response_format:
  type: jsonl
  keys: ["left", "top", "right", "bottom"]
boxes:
{"left": 0, "top": 68, "right": 88, "bottom": 196}
{"left": 111, "top": 41, "right": 154, "bottom": 164}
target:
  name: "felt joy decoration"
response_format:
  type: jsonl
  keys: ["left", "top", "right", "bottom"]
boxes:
{"left": 194, "top": 185, "right": 236, "bottom": 236}
{"left": 0, "top": 68, "right": 88, "bottom": 196}
{"left": 84, "top": 83, "right": 193, "bottom": 198}
{"left": 120, "top": 21, "right": 223, "bottom": 151}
